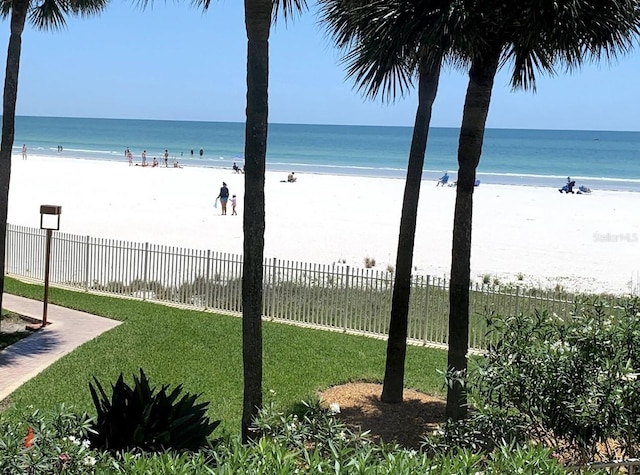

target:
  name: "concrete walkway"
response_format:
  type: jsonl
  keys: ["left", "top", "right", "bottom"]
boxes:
{"left": 0, "top": 294, "right": 121, "bottom": 402}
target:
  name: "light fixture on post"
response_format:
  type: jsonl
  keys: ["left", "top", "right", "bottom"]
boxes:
{"left": 39, "top": 205, "right": 61, "bottom": 327}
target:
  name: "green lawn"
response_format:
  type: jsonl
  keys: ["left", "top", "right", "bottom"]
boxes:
{"left": 2, "top": 277, "right": 447, "bottom": 436}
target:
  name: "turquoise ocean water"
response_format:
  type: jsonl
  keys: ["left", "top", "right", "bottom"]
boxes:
{"left": 13, "top": 115, "right": 640, "bottom": 192}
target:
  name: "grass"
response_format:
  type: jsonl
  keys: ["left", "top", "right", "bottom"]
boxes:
{"left": 1, "top": 277, "right": 447, "bottom": 437}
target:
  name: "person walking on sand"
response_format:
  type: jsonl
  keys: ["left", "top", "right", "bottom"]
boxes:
{"left": 21, "top": 144, "right": 27, "bottom": 160}
{"left": 231, "top": 194, "right": 237, "bottom": 215}
{"left": 217, "top": 182, "right": 230, "bottom": 215}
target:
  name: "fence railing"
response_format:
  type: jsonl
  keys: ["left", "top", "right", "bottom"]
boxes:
{"left": 5, "top": 223, "right": 583, "bottom": 350}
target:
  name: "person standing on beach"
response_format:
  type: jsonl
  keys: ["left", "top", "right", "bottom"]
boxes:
{"left": 231, "top": 195, "right": 237, "bottom": 215}
{"left": 164, "top": 149, "right": 169, "bottom": 167}
{"left": 127, "top": 150, "right": 133, "bottom": 166}
{"left": 217, "top": 182, "right": 230, "bottom": 215}
{"left": 21, "top": 144, "right": 27, "bottom": 160}
{"left": 141, "top": 150, "right": 147, "bottom": 166}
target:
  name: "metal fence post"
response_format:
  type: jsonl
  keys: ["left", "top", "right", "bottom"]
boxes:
{"left": 143, "top": 242, "right": 149, "bottom": 301}
{"left": 423, "top": 275, "right": 431, "bottom": 345}
{"left": 343, "top": 266, "right": 350, "bottom": 331}
{"left": 84, "top": 235, "right": 90, "bottom": 292}
{"left": 205, "top": 249, "right": 211, "bottom": 308}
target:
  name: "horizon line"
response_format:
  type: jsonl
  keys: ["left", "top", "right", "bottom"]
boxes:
{"left": 11, "top": 114, "right": 640, "bottom": 134}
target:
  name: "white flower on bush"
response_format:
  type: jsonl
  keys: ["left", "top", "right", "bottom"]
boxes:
{"left": 337, "top": 430, "right": 346, "bottom": 441}
{"left": 329, "top": 402, "right": 341, "bottom": 415}
{"left": 83, "top": 455, "right": 97, "bottom": 466}
{"left": 63, "top": 435, "right": 81, "bottom": 446}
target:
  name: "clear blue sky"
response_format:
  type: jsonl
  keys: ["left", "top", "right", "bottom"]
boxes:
{"left": 1, "top": 0, "right": 638, "bottom": 131}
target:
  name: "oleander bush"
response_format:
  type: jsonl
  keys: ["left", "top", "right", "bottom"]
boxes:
{"left": 88, "top": 369, "right": 220, "bottom": 453}
{"left": 464, "top": 297, "right": 640, "bottom": 465}
{"left": 0, "top": 404, "right": 107, "bottom": 474}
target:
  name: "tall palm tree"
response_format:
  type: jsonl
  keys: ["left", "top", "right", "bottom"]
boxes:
{"left": 241, "top": 0, "right": 307, "bottom": 442}
{"left": 0, "top": 0, "right": 109, "bottom": 314}
{"left": 445, "top": 0, "right": 640, "bottom": 420}
{"left": 320, "top": 0, "right": 482, "bottom": 404}
{"left": 191, "top": 0, "right": 306, "bottom": 444}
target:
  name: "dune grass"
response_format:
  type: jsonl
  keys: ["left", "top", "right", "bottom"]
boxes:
{"left": 2, "top": 277, "right": 447, "bottom": 436}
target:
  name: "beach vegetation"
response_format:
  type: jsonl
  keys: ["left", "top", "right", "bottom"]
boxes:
{"left": 445, "top": 0, "right": 640, "bottom": 422}
{"left": 0, "top": 0, "right": 109, "bottom": 337}
{"left": 386, "top": 264, "right": 394, "bottom": 274}
{"left": 363, "top": 256, "right": 376, "bottom": 268}
{"left": 516, "top": 272, "right": 524, "bottom": 281}
{"left": 482, "top": 273, "right": 491, "bottom": 285}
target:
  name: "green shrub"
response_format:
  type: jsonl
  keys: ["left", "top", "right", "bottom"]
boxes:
{"left": 0, "top": 405, "right": 106, "bottom": 474}
{"left": 1, "top": 400, "right": 603, "bottom": 474}
{"left": 472, "top": 298, "right": 640, "bottom": 464}
{"left": 88, "top": 369, "right": 220, "bottom": 452}
{"left": 364, "top": 256, "right": 376, "bottom": 268}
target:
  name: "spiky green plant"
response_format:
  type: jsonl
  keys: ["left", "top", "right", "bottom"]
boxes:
{"left": 88, "top": 369, "right": 219, "bottom": 452}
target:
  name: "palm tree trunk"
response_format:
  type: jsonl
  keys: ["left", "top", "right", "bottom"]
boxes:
{"left": 445, "top": 48, "right": 500, "bottom": 421}
{"left": 0, "top": 0, "right": 29, "bottom": 313}
{"left": 241, "top": 0, "right": 271, "bottom": 443}
{"left": 381, "top": 59, "right": 441, "bottom": 404}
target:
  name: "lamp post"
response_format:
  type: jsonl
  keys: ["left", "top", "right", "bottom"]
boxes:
{"left": 40, "top": 205, "right": 61, "bottom": 327}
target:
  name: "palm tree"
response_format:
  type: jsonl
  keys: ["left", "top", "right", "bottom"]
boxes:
{"left": 189, "top": 0, "right": 306, "bottom": 444}
{"left": 239, "top": 0, "right": 307, "bottom": 442}
{"left": 445, "top": 0, "right": 640, "bottom": 420}
{"left": 320, "top": 0, "right": 481, "bottom": 404}
{"left": 0, "top": 0, "right": 109, "bottom": 315}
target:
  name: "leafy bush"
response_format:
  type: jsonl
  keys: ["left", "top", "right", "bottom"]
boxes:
{"left": 1, "top": 399, "right": 603, "bottom": 474}
{"left": 472, "top": 297, "right": 640, "bottom": 464}
{"left": 88, "top": 369, "right": 220, "bottom": 452}
{"left": 0, "top": 404, "right": 106, "bottom": 474}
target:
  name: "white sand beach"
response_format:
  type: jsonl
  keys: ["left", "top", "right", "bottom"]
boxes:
{"left": 7, "top": 154, "right": 640, "bottom": 295}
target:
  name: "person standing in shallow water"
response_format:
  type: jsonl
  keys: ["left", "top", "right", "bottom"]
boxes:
{"left": 217, "top": 182, "right": 230, "bottom": 215}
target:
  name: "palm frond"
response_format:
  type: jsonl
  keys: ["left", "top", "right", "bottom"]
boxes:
{"left": 70, "top": 0, "right": 109, "bottom": 16}
{"left": 272, "top": 0, "right": 307, "bottom": 24}
{"left": 0, "top": 0, "right": 12, "bottom": 18}
{"left": 29, "top": 0, "right": 68, "bottom": 30}
{"left": 320, "top": 0, "right": 454, "bottom": 102}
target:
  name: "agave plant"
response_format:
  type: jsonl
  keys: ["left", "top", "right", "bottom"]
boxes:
{"left": 88, "top": 369, "right": 220, "bottom": 452}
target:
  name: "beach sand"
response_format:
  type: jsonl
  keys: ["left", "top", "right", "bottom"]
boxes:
{"left": 7, "top": 155, "right": 640, "bottom": 295}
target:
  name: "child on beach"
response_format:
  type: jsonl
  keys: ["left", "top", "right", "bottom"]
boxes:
{"left": 231, "top": 195, "right": 237, "bottom": 215}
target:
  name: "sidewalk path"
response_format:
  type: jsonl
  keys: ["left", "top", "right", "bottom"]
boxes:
{"left": 0, "top": 294, "right": 122, "bottom": 402}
